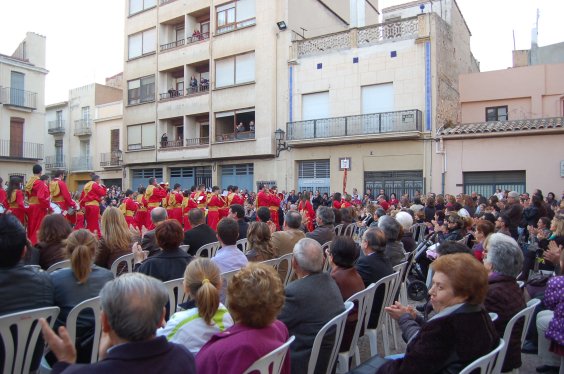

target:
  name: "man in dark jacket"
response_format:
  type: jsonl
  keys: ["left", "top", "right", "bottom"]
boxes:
{"left": 278, "top": 238, "right": 345, "bottom": 374}
{"left": 229, "top": 204, "right": 248, "bottom": 240}
{"left": 41, "top": 273, "right": 196, "bottom": 374}
{"left": 306, "top": 206, "right": 335, "bottom": 245}
{"left": 183, "top": 208, "right": 217, "bottom": 256}
{"left": 503, "top": 191, "right": 523, "bottom": 240}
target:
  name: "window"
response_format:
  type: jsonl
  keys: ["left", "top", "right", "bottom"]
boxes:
{"left": 485, "top": 106, "right": 508, "bottom": 121}
{"left": 463, "top": 171, "right": 525, "bottom": 197}
{"left": 128, "top": 75, "right": 155, "bottom": 105}
{"left": 55, "top": 139, "right": 64, "bottom": 164}
{"left": 127, "top": 123, "right": 156, "bottom": 150}
{"left": 298, "top": 160, "right": 330, "bottom": 195}
{"left": 56, "top": 110, "right": 63, "bottom": 125}
{"left": 215, "top": 108, "right": 255, "bottom": 142}
{"left": 129, "top": 0, "right": 156, "bottom": 15}
{"left": 216, "top": 0, "right": 256, "bottom": 34}
{"left": 362, "top": 83, "right": 394, "bottom": 114}
{"left": 128, "top": 28, "right": 156, "bottom": 59}
{"left": 364, "top": 170, "right": 424, "bottom": 200}
{"left": 215, "top": 52, "right": 255, "bottom": 88}
{"left": 81, "top": 106, "right": 90, "bottom": 121}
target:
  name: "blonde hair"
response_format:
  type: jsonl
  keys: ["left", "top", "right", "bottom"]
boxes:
{"left": 184, "top": 259, "right": 221, "bottom": 325}
{"left": 65, "top": 229, "right": 97, "bottom": 284}
{"left": 247, "top": 221, "right": 275, "bottom": 261}
{"left": 552, "top": 215, "right": 564, "bottom": 237}
{"left": 101, "top": 207, "right": 132, "bottom": 253}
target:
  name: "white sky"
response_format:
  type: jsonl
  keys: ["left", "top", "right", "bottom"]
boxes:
{"left": 0, "top": 0, "right": 562, "bottom": 104}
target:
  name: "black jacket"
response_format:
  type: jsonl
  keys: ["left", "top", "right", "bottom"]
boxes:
{"left": 183, "top": 224, "right": 217, "bottom": 256}
{"left": 135, "top": 248, "right": 193, "bottom": 282}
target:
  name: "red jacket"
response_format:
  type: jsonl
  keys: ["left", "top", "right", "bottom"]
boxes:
{"left": 50, "top": 178, "right": 76, "bottom": 209}
{"left": 25, "top": 176, "right": 50, "bottom": 208}
{"left": 80, "top": 181, "right": 107, "bottom": 207}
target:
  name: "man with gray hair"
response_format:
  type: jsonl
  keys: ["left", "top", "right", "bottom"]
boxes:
{"left": 40, "top": 273, "right": 196, "bottom": 373}
{"left": 306, "top": 206, "right": 335, "bottom": 245}
{"left": 483, "top": 233, "right": 526, "bottom": 372}
{"left": 141, "top": 207, "right": 168, "bottom": 257}
{"left": 271, "top": 210, "right": 306, "bottom": 257}
{"left": 278, "top": 238, "right": 344, "bottom": 373}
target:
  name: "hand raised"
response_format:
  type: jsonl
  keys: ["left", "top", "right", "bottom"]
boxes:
{"left": 40, "top": 318, "right": 77, "bottom": 364}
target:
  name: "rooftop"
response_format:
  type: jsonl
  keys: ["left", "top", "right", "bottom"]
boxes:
{"left": 437, "top": 117, "right": 564, "bottom": 136}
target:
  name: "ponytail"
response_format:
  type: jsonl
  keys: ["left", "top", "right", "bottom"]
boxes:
{"left": 65, "top": 229, "right": 97, "bottom": 284}
{"left": 184, "top": 258, "right": 221, "bottom": 325}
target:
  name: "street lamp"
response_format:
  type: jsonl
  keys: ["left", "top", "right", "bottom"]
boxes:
{"left": 275, "top": 128, "right": 290, "bottom": 157}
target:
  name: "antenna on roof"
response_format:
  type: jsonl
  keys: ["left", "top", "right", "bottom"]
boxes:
{"left": 512, "top": 30, "right": 516, "bottom": 51}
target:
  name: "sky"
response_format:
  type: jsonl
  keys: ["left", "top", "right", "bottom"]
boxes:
{"left": 0, "top": 0, "right": 562, "bottom": 104}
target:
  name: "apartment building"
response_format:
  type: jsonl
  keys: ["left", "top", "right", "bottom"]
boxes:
{"left": 44, "top": 82, "right": 122, "bottom": 192}
{"left": 0, "top": 32, "right": 47, "bottom": 183}
{"left": 281, "top": 0, "right": 478, "bottom": 196}
{"left": 122, "top": 0, "right": 380, "bottom": 191}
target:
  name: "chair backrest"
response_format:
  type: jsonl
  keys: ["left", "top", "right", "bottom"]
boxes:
{"left": 457, "top": 234, "right": 472, "bottom": 247}
{"left": 392, "top": 261, "right": 409, "bottom": 286}
{"left": 236, "top": 238, "right": 249, "bottom": 254}
{"left": 459, "top": 338, "right": 505, "bottom": 374}
{"left": 278, "top": 253, "right": 294, "bottom": 286}
{"left": 163, "top": 277, "right": 187, "bottom": 318}
{"left": 342, "top": 223, "right": 356, "bottom": 238}
{"left": 321, "top": 241, "right": 332, "bottom": 273}
{"left": 344, "top": 283, "right": 377, "bottom": 356}
{"left": 66, "top": 297, "right": 102, "bottom": 364}
{"left": 46, "top": 259, "right": 71, "bottom": 273}
{"left": 366, "top": 272, "right": 400, "bottom": 330}
{"left": 179, "top": 244, "right": 190, "bottom": 253}
{"left": 402, "top": 250, "right": 417, "bottom": 283}
{"left": 493, "top": 298, "right": 541, "bottom": 373}
{"left": 243, "top": 336, "right": 295, "bottom": 374}
{"left": 488, "top": 313, "right": 498, "bottom": 322}
{"left": 307, "top": 301, "right": 354, "bottom": 374}
{"left": 221, "top": 268, "right": 241, "bottom": 308}
{"left": 411, "top": 223, "right": 427, "bottom": 243}
{"left": 334, "top": 224, "right": 344, "bottom": 236}
{"left": 0, "top": 306, "right": 60, "bottom": 374}
{"left": 195, "top": 241, "right": 221, "bottom": 258}
{"left": 110, "top": 253, "right": 134, "bottom": 277}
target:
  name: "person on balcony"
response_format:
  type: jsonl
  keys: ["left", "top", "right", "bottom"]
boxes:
{"left": 161, "top": 133, "right": 168, "bottom": 148}
{"left": 249, "top": 121, "right": 255, "bottom": 132}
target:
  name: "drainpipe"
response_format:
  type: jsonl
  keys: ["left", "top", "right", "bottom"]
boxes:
{"left": 435, "top": 137, "right": 446, "bottom": 195}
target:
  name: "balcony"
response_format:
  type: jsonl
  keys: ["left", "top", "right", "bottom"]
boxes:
{"left": 160, "top": 38, "right": 185, "bottom": 52}
{"left": 48, "top": 120, "right": 66, "bottom": 135}
{"left": 286, "top": 109, "right": 422, "bottom": 145}
{"left": 159, "top": 83, "right": 209, "bottom": 100}
{"left": 157, "top": 137, "right": 210, "bottom": 161}
{"left": 0, "top": 87, "right": 38, "bottom": 110}
{"left": 186, "top": 32, "right": 209, "bottom": 45}
{"left": 100, "top": 151, "right": 123, "bottom": 168}
{"left": 70, "top": 157, "right": 93, "bottom": 172}
{"left": 45, "top": 156, "right": 67, "bottom": 170}
{"left": 185, "top": 137, "right": 209, "bottom": 147}
{"left": 294, "top": 16, "right": 419, "bottom": 58}
{"left": 0, "top": 139, "right": 43, "bottom": 160}
{"left": 217, "top": 18, "right": 256, "bottom": 35}
{"left": 74, "top": 120, "right": 92, "bottom": 136}
{"left": 215, "top": 131, "right": 255, "bottom": 143}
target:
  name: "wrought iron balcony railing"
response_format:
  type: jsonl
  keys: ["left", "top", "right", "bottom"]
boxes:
{"left": 45, "top": 155, "right": 67, "bottom": 170}
{"left": 48, "top": 120, "right": 66, "bottom": 135}
{"left": 100, "top": 151, "right": 123, "bottom": 167}
{"left": 74, "top": 120, "right": 92, "bottom": 136}
{"left": 185, "top": 137, "right": 209, "bottom": 147}
{"left": 159, "top": 83, "right": 209, "bottom": 100}
{"left": 0, "top": 87, "right": 38, "bottom": 110}
{"left": 70, "top": 156, "right": 93, "bottom": 171}
{"left": 286, "top": 109, "right": 422, "bottom": 141}
{"left": 0, "top": 139, "right": 43, "bottom": 159}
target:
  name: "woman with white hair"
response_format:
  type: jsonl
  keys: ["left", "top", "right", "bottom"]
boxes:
{"left": 483, "top": 233, "right": 526, "bottom": 372}
{"left": 396, "top": 211, "right": 416, "bottom": 253}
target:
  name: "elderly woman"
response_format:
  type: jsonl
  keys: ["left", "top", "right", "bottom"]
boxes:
{"left": 378, "top": 215, "right": 406, "bottom": 266}
{"left": 395, "top": 211, "right": 416, "bottom": 253}
{"left": 196, "top": 263, "right": 290, "bottom": 374}
{"left": 133, "top": 219, "right": 193, "bottom": 282}
{"left": 378, "top": 253, "right": 499, "bottom": 373}
{"left": 327, "top": 236, "right": 365, "bottom": 351}
{"left": 482, "top": 233, "right": 526, "bottom": 372}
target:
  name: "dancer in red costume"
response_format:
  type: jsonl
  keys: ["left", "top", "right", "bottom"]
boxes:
{"left": 269, "top": 186, "right": 281, "bottom": 231}
{"left": 5, "top": 176, "right": 26, "bottom": 226}
{"left": 206, "top": 186, "right": 224, "bottom": 231}
{"left": 168, "top": 183, "right": 184, "bottom": 225}
{"left": 144, "top": 178, "right": 167, "bottom": 230}
{"left": 298, "top": 191, "right": 316, "bottom": 232}
{"left": 120, "top": 189, "right": 139, "bottom": 228}
{"left": 134, "top": 187, "right": 148, "bottom": 230}
{"left": 80, "top": 175, "right": 107, "bottom": 237}
{"left": 182, "top": 186, "right": 198, "bottom": 231}
{"left": 50, "top": 170, "right": 78, "bottom": 224}
{"left": 25, "top": 164, "right": 51, "bottom": 244}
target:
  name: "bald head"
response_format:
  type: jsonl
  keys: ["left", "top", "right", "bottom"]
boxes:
{"left": 293, "top": 238, "right": 324, "bottom": 274}
{"left": 151, "top": 207, "right": 167, "bottom": 224}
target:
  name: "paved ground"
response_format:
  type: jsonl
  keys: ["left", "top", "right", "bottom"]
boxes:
{"left": 354, "top": 301, "right": 542, "bottom": 373}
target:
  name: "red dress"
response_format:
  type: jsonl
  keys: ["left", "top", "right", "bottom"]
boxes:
{"left": 298, "top": 200, "right": 315, "bottom": 232}
{"left": 206, "top": 194, "right": 224, "bottom": 231}
{"left": 269, "top": 193, "right": 281, "bottom": 231}
{"left": 80, "top": 181, "right": 107, "bottom": 237}
{"left": 25, "top": 177, "right": 50, "bottom": 244}
{"left": 7, "top": 190, "right": 26, "bottom": 226}
{"left": 134, "top": 195, "right": 149, "bottom": 230}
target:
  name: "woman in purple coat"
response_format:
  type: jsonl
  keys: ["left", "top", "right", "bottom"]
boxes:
{"left": 196, "top": 263, "right": 290, "bottom": 374}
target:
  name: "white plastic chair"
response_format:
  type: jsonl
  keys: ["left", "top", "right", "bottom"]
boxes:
{"left": 321, "top": 241, "right": 332, "bottom": 273}
{"left": 459, "top": 338, "right": 505, "bottom": 374}
{"left": 389, "top": 261, "right": 408, "bottom": 349}
{"left": 334, "top": 224, "right": 344, "bottom": 236}
{"left": 336, "top": 283, "right": 377, "bottom": 373}
{"left": 221, "top": 268, "right": 241, "bottom": 308}
{"left": 179, "top": 244, "right": 190, "bottom": 253}
{"left": 66, "top": 297, "right": 102, "bottom": 364}
{"left": 163, "top": 277, "right": 187, "bottom": 318}
{"left": 342, "top": 223, "right": 356, "bottom": 237}
{"left": 236, "top": 238, "right": 249, "bottom": 254}
{"left": 195, "top": 241, "right": 221, "bottom": 258}
{"left": 516, "top": 280, "right": 525, "bottom": 289}
{"left": 492, "top": 298, "right": 541, "bottom": 374}
{"left": 489, "top": 312, "right": 498, "bottom": 322}
{"left": 398, "top": 250, "right": 417, "bottom": 305}
{"left": 410, "top": 223, "right": 427, "bottom": 244}
{"left": 110, "top": 253, "right": 135, "bottom": 277}
{"left": 0, "top": 306, "right": 60, "bottom": 374}
{"left": 243, "top": 335, "right": 295, "bottom": 374}
{"left": 46, "top": 259, "right": 71, "bottom": 273}
{"left": 363, "top": 271, "right": 400, "bottom": 357}
{"left": 307, "top": 301, "right": 354, "bottom": 374}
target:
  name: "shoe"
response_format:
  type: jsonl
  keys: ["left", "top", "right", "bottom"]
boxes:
{"left": 536, "top": 365, "right": 559, "bottom": 373}
{"left": 521, "top": 340, "right": 538, "bottom": 354}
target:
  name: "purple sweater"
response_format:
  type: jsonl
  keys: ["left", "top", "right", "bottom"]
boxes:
{"left": 196, "top": 320, "right": 290, "bottom": 374}
{"left": 545, "top": 275, "right": 564, "bottom": 346}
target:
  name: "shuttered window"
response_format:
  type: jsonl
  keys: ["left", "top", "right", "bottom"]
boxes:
{"left": 299, "top": 160, "right": 330, "bottom": 179}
